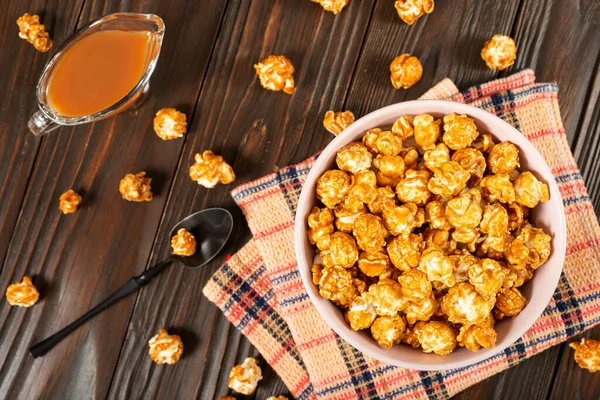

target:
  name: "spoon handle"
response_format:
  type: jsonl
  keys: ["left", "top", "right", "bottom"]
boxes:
{"left": 29, "top": 258, "right": 174, "bottom": 358}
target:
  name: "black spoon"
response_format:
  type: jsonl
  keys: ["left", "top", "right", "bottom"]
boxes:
{"left": 29, "top": 208, "right": 233, "bottom": 358}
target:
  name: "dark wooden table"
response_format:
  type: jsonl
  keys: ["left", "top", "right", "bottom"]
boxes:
{"left": 1, "top": 1, "right": 599, "bottom": 399}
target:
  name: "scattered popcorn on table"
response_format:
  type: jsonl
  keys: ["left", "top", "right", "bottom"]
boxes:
{"left": 569, "top": 338, "right": 600, "bottom": 373}
{"left": 394, "top": 0, "right": 434, "bottom": 25}
{"left": 312, "top": 0, "right": 349, "bottom": 14}
{"left": 481, "top": 34, "right": 517, "bottom": 70}
{"left": 390, "top": 54, "right": 423, "bottom": 89}
{"left": 58, "top": 189, "right": 82, "bottom": 214}
{"left": 323, "top": 110, "right": 355, "bottom": 135}
{"left": 17, "top": 13, "right": 52, "bottom": 52}
{"left": 308, "top": 114, "right": 552, "bottom": 354}
{"left": 148, "top": 328, "right": 183, "bottom": 365}
{"left": 119, "top": 172, "right": 153, "bottom": 202}
{"left": 6, "top": 276, "right": 39, "bottom": 307}
{"left": 189, "top": 151, "right": 235, "bottom": 188}
{"left": 153, "top": 108, "right": 187, "bottom": 140}
{"left": 254, "top": 55, "right": 295, "bottom": 94}
{"left": 228, "top": 357, "right": 263, "bottom": 395}
{"left": 171, "top": 228, "right": 197, "bottom": 256}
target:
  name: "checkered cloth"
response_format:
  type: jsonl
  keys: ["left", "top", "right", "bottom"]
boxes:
{"left": 203, "top": 70, "right": 600, "bottom": 399}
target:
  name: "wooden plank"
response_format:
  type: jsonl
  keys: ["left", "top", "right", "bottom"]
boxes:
{"left": 0, "top": 1, "right": 227, "bottom": 398}
{"left": 107, "top": 1, "right": 377, "bottom": 398}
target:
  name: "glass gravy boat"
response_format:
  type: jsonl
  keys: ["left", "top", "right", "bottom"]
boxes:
{"left": 29, "top": 13, "right": 165, "bottom": 136}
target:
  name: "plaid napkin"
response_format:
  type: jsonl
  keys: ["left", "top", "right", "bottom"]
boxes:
{"left": 203, "top": 70, "right": 600, "bottom": 399}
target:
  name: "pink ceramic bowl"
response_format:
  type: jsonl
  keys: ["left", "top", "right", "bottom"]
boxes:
{"left": 294, "top": 100, "right": 567, "bottom": 371}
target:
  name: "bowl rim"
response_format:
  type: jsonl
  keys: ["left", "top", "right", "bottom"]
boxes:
{"left": 294, "top": 99, "right": 567, "bottom": 371}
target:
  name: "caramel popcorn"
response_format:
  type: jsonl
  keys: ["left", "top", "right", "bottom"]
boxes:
{"left": 392, "top": 116, "right": 414, "bottom": 140}
{"left": 479, "top": 233, "right": 511, "bottom": 260}
{"left": 312, "top": 0, "right": 349, "bottom": 14}
{"left": 373, "top": 155, "right": 405, "bottom": 180}
{"left": 457, "top": 314, "right": 497, "bottom": 351}
{"left": 189, "top": 151, "right": 236, "bottom": 188}
{"left": 395, "top": 0, "right": 434, "bottom": 25}
{"left": 425, "top": 200, "right": 450, "bottom": 230}
{"left": 363, "top": 279, "right": 404, "bottom": 316}
{"left": 345, "top": 295, "right": 378, "bottom": 330}
{"left": 319, "top": 265, "right": 358, "bottom": 307}
{"left": 452, "top": 148, "right": 487, "bottom": 184}
{"left": 442, "top": 282, "right": 494, "bottom": 325}
{"left": 371, "top": 315, "right": 406, "bottom": 349}
{"left": 390, "top": 54, "right": 423, "bottom": 89}
{"left": 6, "top": 276, "right": 39, "bottom": 307}
{"left": 423, "top": 143, "right": 450, "bottom": 172}
{"left": 148, "top": 328, "right": 183, "bottom": 364}
{"left": 334, "top": 203, "right": 366, "bottom": 233}
{"left": 514, "top": 171, "right": 550, "bottom": 208}
{"left": 228, "top": 357, "right": 263, "bottom": 395}
{"left": 401, "top": 146, "right": 419, "bottom": 170}
{"left": 352, "top": 214, "right": 387, "bottom": 252}
{"left": 413, "top": 114, "right": 441, "bottom": 150}
{"left": 480, "top": 203, "right": 509, "bottom": 235}
{"left": 480, "top": 174, "right": 516, "bottom": 203}
{"left": 218, "top": 397, "right": 236, "bottom": 400}
{"left": 398, "top": 268, "right": 432, "bottom": 300}
{"left": 308, "top": 207, "right": 335, "bottom": 250}
{"left": 266, "top": 397, "right": 289, "bottom": 400}
{"left": 481, "top": 34, "right": 517, "bottom": 70}
{"left": 368, "top": 186, "right": 396, "bottom": 214}
{"left": 512, "top": 225, "right": 552, "bottom": 269}
{"left": 17, "top": 13, "right": 52, "bottom": 52}
{"left": 254, "top": 55, "right": 295, "bottom": 94}
{"left": 488, "top": 142, "right": 520, "bottom": 175}
{"left": 472, "top": 133, "right": 496, "bottom": 153}
{"left": 321, "top": 232, "right": 359, "bottom": 269}
{"left": 502, "top": 263, "right": 533, "bottom": 288}
{"left": 153, "top": 108, "right": 187, "bottom": 140}
{"left": 450, "top": 250, "right": 480, "bottom": 283}
{"left": 445, "top": 190, "right": 483, "bottom": 229}
{"left": 418, "top": 247, "right": 456, "bottom": 289}
{"left": 396, "top": 169, "right": 431, "bottom": 206}
{"left": 317, "top": 170, "right": 352, "bottom": 208}
{"left": 413, "top": 321, "right": 457, "bottom": 355}
{"left": 336, "top": 142, "right": 373, "bottom": 173}
{"left": 506, "top": 202, "right": 526, "bottom": 231}
{"left": 312, "top": 263, "right": 324, "bottom": 285}
{"left": 382, "top": 202, "right": 423, "bottom": 236}
{"left": 323, "top": 110, "right": 355, "bottom": 135}
{"left": 570, "top": 338, "right": 600, "bottom": 373}
{"left": 442, "top": 114, "right": 479, "bottom": 150}
{"left": 58, "top": 189, "right": 82, "bottom": 214}
{"left": 171, "top": 228, "right": 196, "bottom": 256}
{"left": 404, "top": 295, "right": 436, "bottom": 325}
{"left": 119, "top": 172, "right": 152, "bottom": 202}
{"left": 423, "top": 228, "right": 456, "bottom": 255}
{"left": 428, "top": 161, "right": 470, "bottom": 198}
{"left": 388, "top": 234, "right": 423, "bottom": 271}
{"left": 468, "top": 259, "right": 506, "bottom": 299}
{"left": 364, "top": 129, "right": 403, "bottom": 156}
{"left": 494, "top": 287, "right": 527, "bottom": 319}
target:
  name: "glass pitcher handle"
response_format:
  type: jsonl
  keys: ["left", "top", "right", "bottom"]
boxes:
{"left": 28, "top": 110, "right": 61, "bottom": 136}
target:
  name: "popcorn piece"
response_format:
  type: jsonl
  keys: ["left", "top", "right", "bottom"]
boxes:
{"left": 358, "top": 251, "right": 391, "bottom": 278}
{"left": 373, "top": 155, "right": 405, "bottom": 180}
{"left": 119, "top": 172, "right": 153, "bottom": 202}
{"left": 17, "top": 13, "right": 52, "bottom": 52}
{"left": 413, "top": 321, "right": 457, "bottom": 355}
{"left": 319, "top": 265, "right": 358, "bottom": 307}
{"left": 513, "top": 225, "right": 552, "bottom": 270}
{"left": 452, "top": 228, "right": 479, "bottom": 252}
{"left": 395, "top": 169, "right": 431, "bottom": 206}
{"left": 502, "top": 263, "right": 533, "bottom": 288}
{"left": 390, "top": 54, "right": 423, "bottom": 89}
{"left": 506, "top": 202, "right": 526, "bottom": 231}
{"left": 336, "top": 142, "right": 373, "bottom": 173}
{"left": 398, "top": 268, "right": 432, "bottom": 300}
{"left": 59, "top": 189, "right": 82, "bottom": 214}
{"left": 392, "top": 116, "right": 414, "bottom": 140}
{"left": 442, "top": 113, "right": 479, "bottom": 150}
{"left": 153, "top": 108, "right": 187, "bottom": 140}
{"left": 480, "top": 203, "right": 509, "bottom": 236}
{"left": 401, "top": 146, "right": 419, "bottom": 170}
{"left": 423, "top": 143, "right": 450, "bottom": 172}
{"left": 363, "top": 279, "right": 404, "bottom": 316}
{"left": 334, "top": 202, "right": 366, "bottom": 233}
{"left": 395, "top": 0, "right": 434, "bottom": 25}
{"left": 480, "top": 174, "right": 516, "bottom": 203}
{"left": 312, "top": 0, "right": 349, "bottom": 14}
{"left": 189, "top": 151, "right": 236, "bottom": 188}
{"left": 418, "top": 247, "right": 456, "bottom": 289}
{"left": 388, "top": 233, "right": 423, "bottom": 271}
{"left": 371, "top": 314, "right": 406, "bottom": 349}
{"left": 450, "top": 249, "right": 480, "bottom": 283}
{"left": 347, "top": 176, "right": 378, "bottom": 209}
{"left": 445, "top": 190, "right": 483, "bottom": 229}
{"left": 363, "top": 129, "right": 403, "bottom": 156}
{"left": 569, "top": 338, "right": 600, "bottom": 373}
{"left": 254, "top": 55, "right": 295, "bottom": 94}
{"left": 472, "top": 133, "right": 496, "bottom": 153}
{"left": 312, "top": 263, "right": 324, "bottom": 285}
{"left": 323, "top": 110, "right": 355, "bottom": 135}
{"left": 468, "top": 259, "right": 506, "bottom": 299}
{"left": 442, "top": 282, "right": 494, "bottom": 325}
{"left": 452, "top": 148, "right": 487, "bottom": 184}
{"left": 425, "top": 200, "right": 450, "bottom": 230}
{"left": 352, "top": 214, "right": 388, "bottom": 253}
{"left": 423, "top": 228, "right": 456, "bottom": 255}
{"left": 481, "top": 34, "right": 517, "bottom": 70}
{"left": 478, "top": 233, "right": 511, "bottom": 260}
{"left": 171, "top": 228, "right": 196, "bottom": 256}
{"left": 457, "top": 314, "right": 497, "bottom": 351}
{"left": 494, "top": 287, "right": 527, "bottom": 319}
{"left": 403, "top": 295, "right": 436, "bottom": 325}
{"left": 316, "top": 170, "right": 351, "bottom": 208}
{"left": 514, "top": 171, "right": 550, "bottom": 208}
{"left": 345, "top": 295, "right": 378, "bottom": 330}
{"left": 368, "top": 186, "right": 396, "bottom": 214}
{"left": 428, "top": 161, "right": 470, "bottom": 198}
{"left": 308, "top": 207, "right": 335, "bottom": 250}
{"left": 148, "top": 328, "right": 184, "bottom": 365}
{"left": 320, "top": 232, "right": 359, "bottom": 269}
{"left": 413, "top": 114, "right": 441, "bottom": 150}
{"left": 5, "top": 276, "right": 39, "bottom": 307}
{"left": 402, "top": 325, "right": 421, "bottom": 348}
{"left": 382, "top": 202, "right": 423, "bottom": 236}
{"left": 228, "top": 357, "right": 263, "bottom": 395}
{"left": 488, "top": 142, "right": 520, "bottom": 175}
